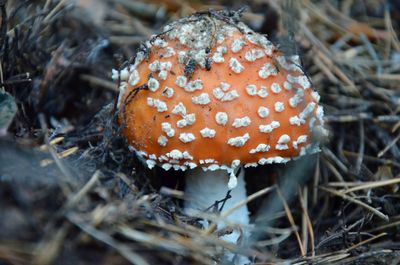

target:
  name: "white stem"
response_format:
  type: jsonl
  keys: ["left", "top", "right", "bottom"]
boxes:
{"left": 184, "top": 168, "right": 251, "bottom": 264}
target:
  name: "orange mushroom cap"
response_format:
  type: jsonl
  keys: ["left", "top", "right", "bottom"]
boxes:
{"left": 115, "top": 12, "right": 325, "bottom": 172}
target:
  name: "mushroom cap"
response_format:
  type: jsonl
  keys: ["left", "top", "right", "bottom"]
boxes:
{"left": 116, "top": 12, "right": 325, "bottom": 172}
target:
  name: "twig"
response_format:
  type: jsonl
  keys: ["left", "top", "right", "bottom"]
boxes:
{"left": 80, "top": 74, "right": 119, "bottom": 92}
{"left": 299, "top": 187, "right": 315, "bottom": 257}
{"left": 340, "top": 175, "right": 400, "bottom": 194}
{"left": 342, "top": 150, "right": 400, "bottom": 168}
{"left": 378, "top": 132, "right": 400, "bottom": 158}
{"left": 345, "top": 232, "right": 387, "bottom": 252}
{"left": 38, "top": 113, "right": 74, "bottom": 195}
{"left": 367, "top": 219, "right": 400, "bottom": 233}
{"left": 32, "top": 224, "right": 69, "bottom": 265}
{"left": 322, "top": 147, "right": 349, "bottom": 173}
{"left": 355, "top": 120, "right": 365, "bottom": 174}
{"left": 277, "top": 187, "right": 305, "bottom": 256}
{"left": 203, "top": 185, "right": 275, "bottom": 236}
{"left": 64, "top": 170, "right": 101, "bottom": 210}
{"left": 67, "top": 214, "right": 150, "bottom": 265}
{"left": 43, "top": 0, "right": 68, "bottom": 24}
{"left": 320, "top": 186, "right": 389, "bottom": 221}
{"left": 159, "top": 187, "right": 185, "bottom": 199}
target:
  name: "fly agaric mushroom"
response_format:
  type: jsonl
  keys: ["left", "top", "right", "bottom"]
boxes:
{"left": 115, "top": 10, "right": 325, "bottom": 257}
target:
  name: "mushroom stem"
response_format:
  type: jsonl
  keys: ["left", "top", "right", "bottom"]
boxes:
{"left": 184, "top": 168, "right": 250, "bottom": 263}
